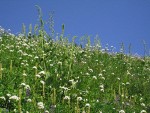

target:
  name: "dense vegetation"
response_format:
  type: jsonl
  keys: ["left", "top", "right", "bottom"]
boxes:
{"left": 0, "top": 6, "right": 150, "bottom": 113}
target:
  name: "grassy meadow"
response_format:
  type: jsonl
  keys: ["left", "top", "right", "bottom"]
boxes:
{"left": 0, "top": 7, "right": 150, "bottom": 113}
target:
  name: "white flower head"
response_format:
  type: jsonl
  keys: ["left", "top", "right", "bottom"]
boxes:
{"left": 40, "top": 80, "right": 45, "bottom": 85}
{"left": 36, "top": 74, "right": 41, "bottom": 78}
{"left": 140, "top": 110, "right": 147, "bottom": 113}
{"left": 119, "top": 110, "right": 125, "bottom": 113}
{"left": 6, "top": 94, "right": 11, "bottom": 97}
{"left": 0, "top": 96, "right": 6, "bottom": 101}
{"left": 85, "top": 103, "right": 91, "bottom": 107}
{"left": 20, "top": 83, "right": 26, "bottom": 87}
{"left": 77, "top": 97, "right": 82, "bottom": 101}
{"left": 23, "top": 73, "right": 27, "bottom": 76}
{"left": 45, "top": 110, "right": 49, "bottom": 113}
{"left": 27, "top": 99, "right": 32, "bottom": 102}
{"left": 25, "top": 85, "right": 30, "bottom": 90}
{"left": 39, "top": 71, "right": 45, "bottom": 75}
{"left": 37, "top": 102, "right": 44, "bottom": 109}
{"left": 64, "top": 96, "right": 70, "bottom": 100}
{"left": 9, "top": 95, "right": 20, "bottom": 101}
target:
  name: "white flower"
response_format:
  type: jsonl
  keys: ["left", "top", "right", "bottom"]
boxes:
{"left": 9, "top": 95, "right": 20, "bottom": 101}
{"left": 119, "top": 110, "right": 125, "bottom": 113}
{"left": 140, "top": 110, "right": 147, "bottom": 113}
{"left": 40, "top": 80, "right": 45, "bottom": 85}
{"left": 88, "top": 68, "right": 93, "bottom": 73}
{"left": 6, "top": 94, "right": 11, "bottom": 97}
{"left": 20, "top": 83, "right": 26, "bottom": 86}
{"left": 37, "top": 102, "right": 44, "bottom": 109}
{"left": 99, "top": 84, "right": 104, "bottom": 89}
{"left": 34, "top": 56, "right": 39, "bottom": 59}
{"left": 23, "top": 73, "right": 27, "bottom": 76}
{"left": 25, "top": 85, "right": 30, "bottom": 90}
{"left": 85, "top": 103, "right": 90, "bottom": 107}
{"left": 36, "top": 74, "right": 41, "bottom": 78}
{"left": 64, "top": 96, "right": 70, "bottom": 100}
{"left": 141, "top": 103, "right": 146, "bottom": 107}
{"left": 45, "top": 110, "right": 49, "bottom": 113}
{"left": 33, "top": 66, "right": 37, "bottom": 69}
{"left": 77, "top": 97, "right": 82, "bottom": 101}
{"left": 0, "top": 96, "right": 6, "bottom": 101}
{"left": 39, "top": 71, "right": 45, "bottom": 75}
{"left": 27, "top": 99, "right": 32, "bottom": 102}
{"left": 100, "top": 88, "right": 104, "bottom": 92}
{"left": 93, "top": 76, "right": 97, "bottom": 80}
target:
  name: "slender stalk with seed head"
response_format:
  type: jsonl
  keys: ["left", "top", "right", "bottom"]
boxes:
{"left": 0, "top": 63, "right": 2, "bottom": 79}
{"left": 10, "top": 60, "right": 12, "bottom": 73}
{"left": 18, "top": 89, "right": 22, "bottom": 113}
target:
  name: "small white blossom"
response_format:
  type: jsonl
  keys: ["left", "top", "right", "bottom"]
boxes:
{"left": 6, "top": 94, "right": 11, "bottom": 97}
{"left": 25, "top": 85, "right": 30, "bottom": 90}
{"left": 64, "top": 96, "right": 70, "bottom": 100}
{"left": 40, "top": 80, "right": 45, "bottom": 85}
{"left": 36, "top": 74, "right": 41, "bottom": 78}
{"left": 27, "top": 99, "right": 32, "bottom": 102}
{"left": 77, "top": 97, "right": 82, "bottom": 101}
{"left": 45, "top": 110, "right": 49, "bottom": 113}
{"left": 39, "top": 71, "right": 45, "bottom": 75}
{"left": 33, "top": 66, "right": 37, "bottom": 69}
{"left": 140, "top": 110, "right": 147, "bottom": 113}
{"left": 23, "top": 73, "right": 27, "bottom": 76}
{"left": 20, "top": 83, "right": 26, "bottom": 86}
{"left": 119, "top": 110, "right": 125, "bottom": 113}
{"left": 85, "top": 103, "right": 90, "bottom": 107}
{"left": 0, "top": 96, "right": 6, "bottom": 101}
{"left": 9, "top": 95, "right": 20, "bottom": 101}
{"left": 93, "top": 76, "right": 97, "bottom": 79}
{"left": 141, "top": 103, "right": 146, "bottom": 107}
{"left": 37, "top": 102, "right": 44, "bottom": 109}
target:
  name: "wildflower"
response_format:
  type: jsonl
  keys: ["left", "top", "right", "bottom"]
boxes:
{"left": 39, "top": 71, "right": 45, "bottom": 75}
{"left": 57, "top": 61, "right": 62, "bottom": 65}
{"left": 40, "top": 80, "right": 45, "bottom": 85}
{"left": 85, "top": 103, "right": 90, "bottom": 107}
{"left": 9, "top": 95, "right": 20, "bottom": 101}
{"left": 27, "top": 99, "right": 32, "bottom": 102}
{"left": 6, "top": 94, "right": 11, "bottom": 97}
{"left": 126, "top": 82, "right": 130, "bottom": 85}
{"left": 99, "top": 84, "right": 104, "bottom": 89}
{"left": 77, "top": 97, "right": 82, "bottom": 101}
{"left": 32, "top": 66, "right": 37, "bottom": 69}
{"left": 23, "top": 73, "right": 27, "bottom": 76}
{"left": 100, "top": 89, "right": 104, "bottom": 92}
{"left": 45, "top": 110, "right": 49, "bottom": 113}
{"left": 88, "top": 68, "right": 93, "bottom": 73}
{"left": 93, "top": 76, "right": 97, "bottom": 80}
{"left": 85, "top": 73, "right": 90, "bottom": 75}
{"left": 141, "top": 103, "right": 146, "bottom": 107}
{"left": 20, "top": 83, "right": 26, "bottom": 87}
{"left": 34, "top": 56, "right": 39, "bottom": 59}
{"left": 0, "top": 96, "right": 6, "bottom": 101}
{"left": 117, "top": 78, "right": 120, "bottom": 80}
{"left": 37, "top": 102, "right": 44, "bottom": 109}
{"left": 25, "top": 85, "right": 30, "bottom": 90}
{"left": 64, "top": 96, "right": 70, "bottom": 100}
{"left": 119, "top": 110, "right": 125, "bottom": 113}
{"left": 36, "top": 74, "right": 41, "bottom": 78}
{"left": 140, "top": 110, "right": 147, "bottom": 113}
{"left": 101, "top": 77, "right": 105, "bottom": 80}
{"left": 50, "top": 64, "right": 54, "bottom": 67}
{"left": 98, "top": 73, "right": 102, "bottom": 76}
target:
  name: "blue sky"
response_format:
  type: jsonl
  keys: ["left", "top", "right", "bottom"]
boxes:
{"left": 0, "top": 0, "right": 150, "bottom": 56}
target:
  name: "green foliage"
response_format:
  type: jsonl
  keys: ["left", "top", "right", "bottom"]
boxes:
{"left": 0, "top": 6, "right": 149, "bottom": 113}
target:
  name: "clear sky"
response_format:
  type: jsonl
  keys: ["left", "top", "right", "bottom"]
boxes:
{"left": 0, "top": 0, "right": 150, "bottom": 56}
